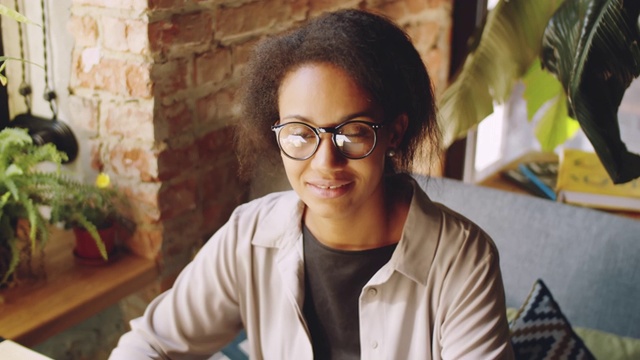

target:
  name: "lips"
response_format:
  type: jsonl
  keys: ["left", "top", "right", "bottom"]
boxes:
{"left": 306, "top": 180, "right": 353, "bottom": 198}
{"left": 308, "top": 180, "right": 352, "bottom": 189}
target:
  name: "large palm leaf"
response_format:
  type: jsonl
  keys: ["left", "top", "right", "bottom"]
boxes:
{"left": 541, "top": 0, "right": 640, "bottom": 183}
{"left": 438, "top": 0, "right": 566, "bottom": 147}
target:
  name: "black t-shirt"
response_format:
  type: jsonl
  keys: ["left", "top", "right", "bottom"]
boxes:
{"left": 302, "top": 225, "right": 397, "bottom": 360}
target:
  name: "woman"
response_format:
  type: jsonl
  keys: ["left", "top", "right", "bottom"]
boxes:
{"left": 111, "top": 9, "right": 514, "bottom": 359}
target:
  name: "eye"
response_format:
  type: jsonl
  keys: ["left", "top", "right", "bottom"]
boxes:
{"left": 283, "top": 134, "right": 309, "bottom": 147}
{"left": 281, "top": 124, "right": 312, "bottom": 136}
{"left": 339, "top": 122, "right": 373, "bottom": 137}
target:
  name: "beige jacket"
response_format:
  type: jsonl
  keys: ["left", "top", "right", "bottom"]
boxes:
{"left": 110, "top": 177, "right": 514, "bottom": 359}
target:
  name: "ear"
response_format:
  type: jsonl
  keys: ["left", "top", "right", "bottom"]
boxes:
{"left": 388, "top": 114, "right": 408, "bottom": 148}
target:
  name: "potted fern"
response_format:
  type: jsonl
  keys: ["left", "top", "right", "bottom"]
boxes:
{"left": 0, "top": 128, "right": 68, "bottom": 285}
{"left": 48, "top": 174, "right": 120, "bottom": 263}
{"left": 0, "top": 128, "right": 121, "bottom": 285}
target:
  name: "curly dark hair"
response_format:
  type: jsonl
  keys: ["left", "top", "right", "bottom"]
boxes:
{"left": 235, "top": 8, "right": 441, "bottom": 179}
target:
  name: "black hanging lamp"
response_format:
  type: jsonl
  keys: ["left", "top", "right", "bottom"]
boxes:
{"left": 7, "top": 0, "right": 78, "bottom": 163}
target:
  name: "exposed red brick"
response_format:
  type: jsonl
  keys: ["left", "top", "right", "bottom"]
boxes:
{"left": 158, "top": 178, "right": 198, "bottom": 220}
{"left": 103, "top": 100, "right": 155, "bottom": 140}
{"left": 193, "top": 47, "right": 232, "bottom": 86}
{"left": 195, "top": 92, "right": 216, "bottom": 125}
{"left": 126, "top": 20, "right": 150, "bottom": 55}
{"left": 107, "top": 143, "right": 160, "bottom": 182}
{"left": 373, "top": 2, "right": 410, "bottom": 21}
{"left": 73, "top": 56, "right": 130, "bottom": 95}
{"left": 158, "top": 144, "right": 198, "bottom": 180}
{"left": 310, "top": 0, "right": 354, "bottom": 15}
{"left": 101, "top": 17, "right": 128, "bottom": 52}
{"left": 156, "top": 100, "right": 194, "bottom": 139}
{"left": 149, "top": 0, "right": 189, "bottom": 9}
{"left": 200, "top": 156, "right": 241, "bottom": 201}
{"left": 128, "top": 225, "right": 164, "bottom": 259}
{"left": 89, "top": 141, "right": 103, "bottom": 172}
{"left": 213, "top": 87, "right": 238, "bottom": 121}
{"left": 148, "top": 11, "right": 213, "bottom": 53}
{"left": 216, "top": 1, "right": 299, "bottom": 38}
{"left": 68, "top": 15, "right": 99, "bottom": 48}
{"left": 196, "top": 127, "right": 235, "bottom": 160}
{"left": 120, "top": 182, "right": 162, "bottom": 210}
{"left": 151, "top": 58, "right": 190, "bottom": 97}
{"left": 406, "top": 21, "right": 441, "bottom": 50}
{"left": 126, "top": 62, "right": 153, "bottom": 98}
{"left": 68, "top": 95, "right": 100, "bottom": 136}
{"left": 231, "top": 38, "right": 259, "bottom": 77}
{"left": 72, "top": 0, "right": 148, "bottom": 10}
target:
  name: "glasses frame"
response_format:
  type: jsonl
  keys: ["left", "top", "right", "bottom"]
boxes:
{"left": 271, "top": 120, "right": 385, "bottom": 160}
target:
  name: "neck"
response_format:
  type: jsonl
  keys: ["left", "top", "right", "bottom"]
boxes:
{"left": 304, "top": 175, "right": 411, "bottom": 250}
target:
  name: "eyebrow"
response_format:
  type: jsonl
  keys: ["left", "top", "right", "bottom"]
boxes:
{"left": 280, "top": 111, "right": 379, "bottom": 126}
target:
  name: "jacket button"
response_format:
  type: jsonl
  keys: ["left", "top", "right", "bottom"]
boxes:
{"left": 371, "top": 340, "right": 378, "bottom": 349}
{"left": 367, "top": 288, "right": 378, "bottom": 296}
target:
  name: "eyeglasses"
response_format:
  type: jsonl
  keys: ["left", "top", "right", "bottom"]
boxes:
{"left": 271, "top": 120, "right": 384, "bottom": 160}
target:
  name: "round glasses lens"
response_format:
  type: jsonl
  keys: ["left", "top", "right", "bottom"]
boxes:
{"left": 336, "top": 122, "right": 376, "bottom": 158}
{"left": 278, "top": 123, "right": 318, "bottom": 159}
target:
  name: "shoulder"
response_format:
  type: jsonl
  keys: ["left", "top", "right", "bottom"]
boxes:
{"left": 228, "top": 190, "right": 300, "bottom": 224}
{"left": 223, "top": 190, "right": 303, "bottom": 247}
{"left": 407, "top": 176, "right": 499, "bottom": 263}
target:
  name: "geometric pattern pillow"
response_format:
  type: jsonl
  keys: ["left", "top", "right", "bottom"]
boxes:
{"left": 509, "top": 279, "right": 596, "bottom": 360}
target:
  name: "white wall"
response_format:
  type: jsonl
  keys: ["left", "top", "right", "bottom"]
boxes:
{"left": 2, "top": 0, "right": 85, "bottom": 177}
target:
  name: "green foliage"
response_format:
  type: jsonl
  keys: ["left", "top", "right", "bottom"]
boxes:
{"left": 541, "top": 0, "right": 640, "bottom": 183}
{"left": 48, "top": 179, "right": 120, "bottom": 260}
{"left": 0, "top": 128, "right": 66, "bottom": 283}
{"left": 438, "top": 0, "right": 565, "bottom": 147}
{"left": 522, "top": 59, "right": 580, "bottom": 151}
{"left": 0, "top": 128, "right": 117, "bottom": 283}
{"left": 0, "top": 5, "right": 40, "bottom": 26}
{"left": 438, "top": 0, "right": 640, "bottom": 183}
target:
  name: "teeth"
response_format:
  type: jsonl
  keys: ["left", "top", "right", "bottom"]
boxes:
{"left": 318, "top": 184, "right": 343, "bottom": 189}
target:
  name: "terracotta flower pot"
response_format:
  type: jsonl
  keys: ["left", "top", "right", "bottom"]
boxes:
{"left": 73, "top": 226, "right": 116, "bottom": 263}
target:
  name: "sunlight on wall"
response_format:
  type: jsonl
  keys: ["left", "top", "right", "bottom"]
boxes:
{"left": 474, "top": 104, "right": 504, "bottom": 173}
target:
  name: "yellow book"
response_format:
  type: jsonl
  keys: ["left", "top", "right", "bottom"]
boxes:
{"left": 556, "top": 149, "right": 640, "bottom": 211}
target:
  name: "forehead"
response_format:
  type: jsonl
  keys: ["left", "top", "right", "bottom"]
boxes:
{"left": 277, "top": 63, "right": 383, "bottom": 125}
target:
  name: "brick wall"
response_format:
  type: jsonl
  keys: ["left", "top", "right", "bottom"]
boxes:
{"left": 67, "top": 0, "right": 451, "bottom": 281}
{"left": 41, "top": 0, "right": 453, "bottom": 357}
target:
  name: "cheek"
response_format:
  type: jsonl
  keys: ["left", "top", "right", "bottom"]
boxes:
{"left": 281, "top": 156, "right": 303, "bottom": 182}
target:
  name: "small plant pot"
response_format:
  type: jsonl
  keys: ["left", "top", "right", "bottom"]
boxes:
{"left": 73, "top": 226, "right": 116, "bottom": 265}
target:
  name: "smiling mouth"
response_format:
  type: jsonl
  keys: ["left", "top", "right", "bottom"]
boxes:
{"left": 316, "top": 184, "right": 346, "bottom": 190}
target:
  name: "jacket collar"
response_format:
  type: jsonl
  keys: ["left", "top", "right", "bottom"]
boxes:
{"left": 389, "top": 176, "right": 442, "bottom": 286}
{"left": 250, "top": 175, "right": 443, "bottom": 286}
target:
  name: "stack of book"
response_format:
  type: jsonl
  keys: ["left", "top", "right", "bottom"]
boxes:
{"left": 501, "top": 160, "right": 558, "bottom": 200}
{"left": 501, "top": 149, "right": 640, "bottom": 213}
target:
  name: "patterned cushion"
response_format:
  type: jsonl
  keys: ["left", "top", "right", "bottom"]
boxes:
{"left": 509, "top": 279, "right": 595, "bottom": 360}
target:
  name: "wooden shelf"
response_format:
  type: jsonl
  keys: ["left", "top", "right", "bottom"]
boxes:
{"left": 0, "top": 227, "right": 158, "bottom": 347}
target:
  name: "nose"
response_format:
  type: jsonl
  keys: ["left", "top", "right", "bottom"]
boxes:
{"left": 310, "top": 133, "right": 346, "bottom": 169}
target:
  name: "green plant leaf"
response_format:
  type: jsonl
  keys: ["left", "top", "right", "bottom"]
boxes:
{"left": 522, "top": 58, "right": 565, "bottom": 122}
{"left": 438, "top": 0, "right": 566, "bottom": 147}
{"left": 0, "top": 232, "right": 21, "bottom": 284}
{"left": 541, "top": 0, "right": 640, "bottom": 183}
{"left": 534, "top": 94, "right": 580, "bottom": 151}
{"left": 0, "top": 5, "right": 40, "bottom": 26}
{"left": 72, "top": 213, "right": 108, "bottom": 260}
{"left": 523, "top": 58, "right": 580, "bottom": 150}
{"left": 0, "top": 56, "right": 44, "bottom": 68}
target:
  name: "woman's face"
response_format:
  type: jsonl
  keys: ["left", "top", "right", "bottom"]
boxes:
{"left": 277, "top": 62, "right": 403, "bottom": 221}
